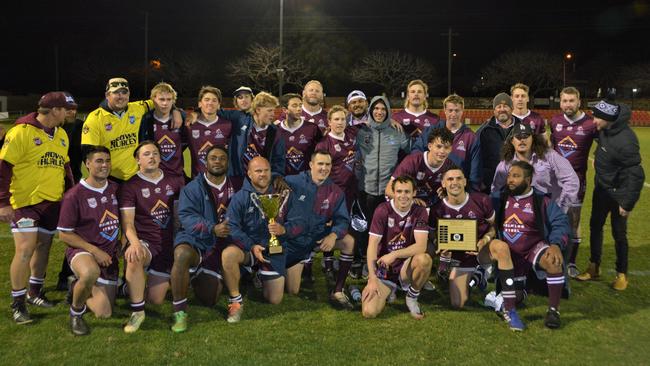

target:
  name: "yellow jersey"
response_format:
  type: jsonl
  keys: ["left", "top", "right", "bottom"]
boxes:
{"left": 81, "top": 100, "right": 153, "bottom": 180}
{"left": 0, "top": 119, "right": 70, "bottom": 209}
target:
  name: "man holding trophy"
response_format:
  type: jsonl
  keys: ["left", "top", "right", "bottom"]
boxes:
{"left": 226, "top": 157, "right": 307, "bottom": 316}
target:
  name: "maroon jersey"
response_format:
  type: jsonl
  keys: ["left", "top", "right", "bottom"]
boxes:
{"left": 431, "top": 192, "right": 494, "bottom": 238}
{"left": 549, "top": 113, "right": 597, "bottom": 174}
{"left": 206, "top": 175, "right": 244, "bottom": 223}
{"left": 278, "top": 121, "right": 322, "bottom": 175}
{"left": 501, "top": 190, "right": 545, "bottom": 256}
{"left": 152, "top": 115, "right": 186, "bottom": 178}
{"left": 119, "top": 172, "right": 182, "bottom": 253}
{"left": 57, "top": 180, "right": 120, "bottom": 256}
{"left": 369, "top": 201, "right": 429, "bottom": 281}
{"left": 315, "top": 131, "right": 357, "bottom": 208}
{"left": 450, "top": 127, "right": 477, "bottom": 163}
{"left": 302, "top": 107, "right": 328, "bottom": 134}
{"left": 513, "top": 110, "right": 546, "bottom": 135}
{"left": 392, "top": 152, "right": 455, "bottom": 206}
{"left": 242, "top": 125, "right": 281, "bottom": 173}
{"left": 187, "top": 117, "right": 233, "bottom": 177}
{"left": 392, "top": 109, "right": 439, "bottom": 142}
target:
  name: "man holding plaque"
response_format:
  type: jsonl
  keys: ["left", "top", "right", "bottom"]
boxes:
{"left": 491, "top": 161, "right": 570, "bottom": 330}
{"left": 361, "top": 176, "right": 431, "bottom": 320}
{"left": 285, "top": 150, "right": 355, "bottom": 308}
{"left": 226, "top": 157, "right": 306, "bottom": 313}
{"left": 431, "top": 167, "right": 517, "bottom": 314}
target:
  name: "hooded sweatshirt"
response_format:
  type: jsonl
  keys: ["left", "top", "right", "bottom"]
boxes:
{"left": 593, "top": 103, "right": 645, "bottom": 211}
{"left": 355, "top": 96, "right": 410, "bottom": 196}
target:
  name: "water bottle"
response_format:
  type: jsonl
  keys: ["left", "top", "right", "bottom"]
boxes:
{"left": 349, "top": 285, "right": 362, "bottom": 303}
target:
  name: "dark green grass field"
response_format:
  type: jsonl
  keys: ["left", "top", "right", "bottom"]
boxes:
{"left": 0, "top": 126, "right": 648, "bottom": 365}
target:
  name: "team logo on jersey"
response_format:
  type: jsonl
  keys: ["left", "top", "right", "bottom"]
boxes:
{"left": 141, "top": 188, "right": 150, "bottom": 198}
{"left": 403, "top": 119, "right": 411, "bottom": 125}
{"left": 205, "top": 130, "right": 211, "bottom": 136}
{"left": 413, "top": 171, "right": 423, "bottom": 180}
{"left": 567, "top": 126, "right": 573, "bottom": 131}
{"left": 388, "top": 217, "right": 395, "bottom": 228}
{"left": 576, "top": 126, "right": 585, "bottom": 136}
{"left": 87, "top": 197, "right": 98, "bottom": 208}
{"left": 424, "top": 120, "right": 431, "bottom": 127}
{"left": 467, "top": 210, "right": 476, "bottom": 218}
{"left": 215, "top": 129, "right": 224, "bottom": 139}
{"left": 457, "top": 140, "right": 465, "bottom": 151}
{"left": 111, "top": 194, "right": 118, "bottom": 205}
{"left": 155, "top": 187, "right": 161, "bottom": 194}
{"left": 157, "top": 135, "right": 177, "bottom": 162}
{"left": 555, "top": 124, "right": 563, "bottom": 132}
{"left": 387, "top": 233, "right": 407, "bottom": 251}
{"left": 98, "top": 210, "right": 120, "bottom": 242}
{"left": 150, "top": 199, "right": 172, "bottom": 228}
{"left": 308, "top": 118, "right": 315, "bottom": 123}
{"left": 557, "top": 136, "right": 578, "bottom": 158}
{"left": 61, "top": 139, "right": 66, "bottom": 147}
{"left": 100, "top": 196, "right": 108, "bottom": 203}
{"left": 161, "top": 124, "right": 168, "bottom": 130}
{"left": 513, "top": 202, "right": 519, "bottom": 209}
{"left": 198, "top": 141, "right": 214, "bottom": 166}
{"left": 33, "top": 137, "right": 42, "bottom": 146}
{"left": 404, "top": 217, "right": 412, "bottom": 228}
{"left": 299, "top": 134, "right": 308, "bottom": 144}
{"left": 129, "top": 115, "right": 136, "bottom": 124}
{"left": 334, "top": 144, "right": 341, "bottom": 152}
{"left": 523, "top": 203, "right": 533, "bottom": 214}
{"left": 82, "top": 126, "right": 90, "bottom": 134}
{"left": 289, "top": 136, "right": 295, "bottom": 141}
{"left": 503, "top": 214, "right": 524, "bottom": 243}
{"left": 286, "top": 146, "right": 305, "bottom": 172}
{"left": 321, "top": 199, "right": 330, "bottom": 210}
{"left": 299, "top": 195, "right": 306, "bottom": 201}
{"left": 192, "top": 130, "right": 200, "bottom": 139}
{"left": 166, "top": 184, "right": 174, "bottom": 196}
{"left": 105, "top": 123, "right": 112, "bottom": 131}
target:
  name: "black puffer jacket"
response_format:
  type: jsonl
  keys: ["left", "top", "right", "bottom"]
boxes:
{"left": 594, "top": 103, "right": 645, "bottom": 211}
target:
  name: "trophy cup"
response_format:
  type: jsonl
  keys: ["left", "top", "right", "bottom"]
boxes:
{"left": 251, "top": 190, "right": 289, "bottom": 255}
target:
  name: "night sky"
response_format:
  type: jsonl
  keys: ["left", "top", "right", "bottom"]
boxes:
{"left": 2, "top": 0, "right": 649, "bottom": 97}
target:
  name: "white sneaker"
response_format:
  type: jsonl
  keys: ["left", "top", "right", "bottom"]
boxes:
{"left": 405, "top": 296, "right": 424, "bottom": 319}
{"left": 483, "top": 291, "right": 504, "bottom": 312}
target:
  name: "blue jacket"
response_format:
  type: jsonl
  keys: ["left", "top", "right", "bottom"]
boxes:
{"left": 285, "top": 171, "right": 349, "bottom": 258}
{"left": 218, "top": 109, "right": 286, "bottom": 178}
{"left": 412, "top": 121, "right": 480, "bottom": 190}
{"left": 174, "top": 174, "right": 220, "bottom": 252}
{"left": 491, "top": 188, "right": 570, "bottom": 251}
{"left": 226, "top": 178, "right": 305, "bottom": 275}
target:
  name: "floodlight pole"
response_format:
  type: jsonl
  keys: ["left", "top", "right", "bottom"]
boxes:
{"left": 278, "top": 0, "right": 284, "bottom": 97}
{"left": 144, "top": 11, "right": 149, "bottom": 97}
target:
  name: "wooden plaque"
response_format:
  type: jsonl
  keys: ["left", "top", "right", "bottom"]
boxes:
{"left": 437, "top": 219, "right": 478, "bottom": 251}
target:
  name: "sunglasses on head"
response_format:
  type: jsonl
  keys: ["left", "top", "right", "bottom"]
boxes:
{"left": 109, "top": 81, "right": 129, "bottom": 88}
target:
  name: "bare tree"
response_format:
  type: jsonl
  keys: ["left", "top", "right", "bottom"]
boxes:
{"left": 227, "top": 43, "right": 309, "bottom": 93}
{"left": 151, "top": 52, "right": 219, "bottom": 97}
{"left": 475, "top": 51, "right": 562, "bottom": 96}
{"left": 351, "top": 51, "right": 436, "bottom": 97}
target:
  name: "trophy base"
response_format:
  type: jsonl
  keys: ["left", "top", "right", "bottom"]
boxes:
{"left": 268, "top": 245, "right": 283, "bottom": 255}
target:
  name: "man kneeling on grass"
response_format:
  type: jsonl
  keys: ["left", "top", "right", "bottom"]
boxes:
{"left": 361, "top": 176, "right": 432, "bottom": 319}
{"left": 57, "top": 146, "right": 119, "bottom": 335}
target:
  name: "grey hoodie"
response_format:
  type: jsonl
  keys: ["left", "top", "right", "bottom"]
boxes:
{"left": 355, "top": 96, "right": 410, "bottom": 195}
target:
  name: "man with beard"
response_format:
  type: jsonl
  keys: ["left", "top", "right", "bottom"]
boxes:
{"left": 301, "top": 80, "right": 328, "bottom": 134}
{"left": 548, "top": 87, "right": 597, "bottom": 277}
{"left": 345, "top": 90, "right": 368, "bottom": 135}
{"left": 475, "top": 93, "right": 522, "bottom": 193}
{"left": 170, "top": 146, "right": 243, "bottom": 332}
{"left": 492, "top": 161, "right": 570, "bottom": 330}
{"left": 577, "top": 99, "right": 644, "bottom": 290}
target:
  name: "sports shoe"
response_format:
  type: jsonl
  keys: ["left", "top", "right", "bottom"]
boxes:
{"left": 330, "top": 291, "right": 354, "bottom": 310}
{"left": 405, "top": 295, "right": 424, "bottom": 320}
{"left": 70, "top": 314, "right": 90, "bottom": 336}
{"left": 612, "top": 273, "right": 628, "bottom": 291}
{"left": 567, "top": 263, "right": 580, "bottom": 278}
{"left": 227, "top": 302, "right": 243, "bottom": 323}
{"left": 544, "top": 307, "right": 561, "bottom": 329}
{"left": 422, "top": 280, "right": 436, "bottom": 291}
{"left": 171, "top": 310, "right": 188, "bottom": 333}
{"left": 11, "top": 301, "right": 33, "bottom": 325}
{"left": 123, "top": 311, "right": 145, "bottom": 333}
{"left": 576, "top": 262, "right": 600, "bottom": 281}
{"left": 502, "top": 309, "right": 525, "bottom": 331}
{"left": 26, "top": 292, "right": 54, "bottom": 308}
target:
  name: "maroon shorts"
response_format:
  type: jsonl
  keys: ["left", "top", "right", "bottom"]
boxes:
{"left": 191, "top": 245, "right": 224, "bottom": 280}
{"left": 576, "top": 171, "right": 587, "bottom": 204}
{"left": 451, "top": 251, "right": 480, "bottom": 270}
{"left": 511, "top": 241, "right": 549, "bottom": 278}
{"left": 142, "top": 241, "right": 173, "bottom": 278}
{"left": 66, "top": 247, "right": 119, "bottom": 285}
{"left": 10, "top": 201, "right": 60, "bottom": 234}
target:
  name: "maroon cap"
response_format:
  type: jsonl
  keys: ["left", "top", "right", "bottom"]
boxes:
{"left": 38, "top": 91, "right": 78, "bottom": 109}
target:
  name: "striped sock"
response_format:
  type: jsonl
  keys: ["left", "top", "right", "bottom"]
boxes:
{"left": 229, "top": 294, "right": 243, "bottom": 304}
{"left": 335, "top": 253, "right": 354, "bottom": 292}
{"left": 28, "top": 276, "right": 45, "bottom": 297}
{"left": 172, "top": 298, "right": 187, "bottom": 313}
{"left": 406, "top": 286, "right": 420, "bottom": 299}
{"left": 11, "top": 288, "right": 27, "bottom": 303}
{"left": 131, "top": 300, "right": 145, "bottom": 312}
{"left": 547, "top": 273, "right": 565, "bottom": 309}
{"left": 70, "top": 305, "right": 87, "bottom": 317}
{"left": 323, "top": 252, "right": 335, "bottom": 271}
